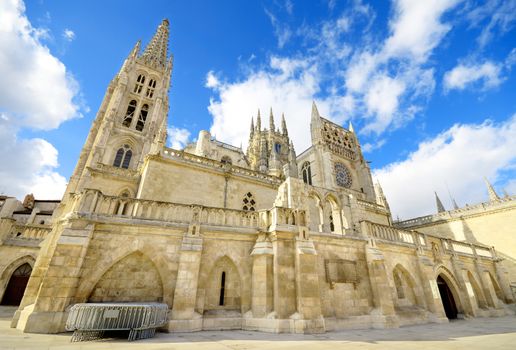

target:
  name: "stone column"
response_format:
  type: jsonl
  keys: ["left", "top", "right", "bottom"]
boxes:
{"left": 493, "top": 259, "right": 515, "bottom": 304}
{"left": 271, "top": 232, "right": 297, "bottom": 321}
{"left": 14, "top": 220, "right": 94, "bottom": 333}
{"left": 168, "top": 231, "right": 203, "bottom": 332}
{"left": 477, "top": 268, "right": 503, "bottom": 309}
{"left": 292, "top": 236, "right": 324, "bottom": 333}
{"left": 414, "top": 251, "right": 448, "bottom": 322}
{"left": 250, "top": 235, "right": 274, "bottom": 318}
{"left": 450, "top": 256, "right": 476, "bottom": 316}
{"left": 365, "top": 243, "right": 399, "bottom": 328}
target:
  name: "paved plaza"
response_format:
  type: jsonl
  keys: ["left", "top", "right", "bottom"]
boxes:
{"left": 0, "top": 307, "right": 515, "bottom": 349}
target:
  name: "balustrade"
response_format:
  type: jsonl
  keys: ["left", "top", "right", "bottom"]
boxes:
{"left": 362, "top": 220, "right": 494, "bottom": 260}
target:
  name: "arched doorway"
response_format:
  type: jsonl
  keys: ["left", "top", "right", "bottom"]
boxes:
{"left": 1, "top": 263, "right": 32, "bottom": 306}
{"left": 437, "top": 275, "right": 458, "bottom": 319}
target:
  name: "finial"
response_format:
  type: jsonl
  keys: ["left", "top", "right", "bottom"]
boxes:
{"left": 311, "top": 101, "right": 320, "bottom": 119}
{"left": 483, "top": 177, "right": 500, "bottom": 201}
{"left": 435, "top": 192, "right": 446, "bottom": 213}
{"left": 141, "top": 19, "right": 170, "bottom": 69}
{"left": 269, "top": 107, "right": 275, "bottom": 131}
{"left": 348, "top": 121, "right": 355, "bottom": 133}
{"left": 250, "top": 117, "right": 254, "bottom": 137}
{"left": 256, "top": 109, "right": 261, "bottom": 130}
{"left": 281, "top": 113, "right": 288, "bottom": 135}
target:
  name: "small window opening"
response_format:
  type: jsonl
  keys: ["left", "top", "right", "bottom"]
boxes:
{"left": 302, "top": 162, "right": 312, "bottom": 185}
{"left": 329, "top": 215, "right": 335, "bottom": 232}
{"left": 113, "top": 144, "right": 132, "bottom": 169}
{"left": 123, "top": 100, "right": 137, "bottom": 127}
{"left": 136, "top": 104, "right": 149, "bottom": 131}
{"left": 134, "top": 74, "right": 145, "bottom": 94}
{"left": 39, "top": 220, "right": 45, "bottom": 225}
{"left": 16, "top": 232, "right": 22, "bottom": 237}
{"left": 221, "top": 156, "right": 232, "bottom": 165}
{"left": 242, "top": 192, "right": 256, "bottom": 211}
{"left": 146, "top": 79, "right": 156, "bottom": 98}
{"left": 219, "top": 271, "right": 226, "bottom": 306}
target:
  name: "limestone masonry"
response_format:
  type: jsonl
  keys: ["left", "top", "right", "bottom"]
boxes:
{"left": 1, "top": 19, "right": 515, "bottom": 334}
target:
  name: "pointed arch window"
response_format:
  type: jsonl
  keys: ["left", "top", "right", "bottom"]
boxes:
{"left": 134, "top": 74, "right": 145, "bottom": 94}
{"left": 123, "top": 100, "right": 137, "bottom": 127}
{"left": 146, "top": 79, "right": 157, "bottom": 98}
{"left": 242, "top": 192, "right": 256, "bottom": 211}
{"left": 219, "top": 271, "right": 226, "bottom": 306}
{"left": 135, "top": 104, "right": 149, "bottom": 131}
{"left": 113, "top": 144, "right": 132, "bottom": 169}
{"left": 302, "top": 162, "right": 312, "bottom": 185}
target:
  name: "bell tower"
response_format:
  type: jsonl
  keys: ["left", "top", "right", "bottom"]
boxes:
{"left": 63, "top": 19, "right": 173, "bottom": 200}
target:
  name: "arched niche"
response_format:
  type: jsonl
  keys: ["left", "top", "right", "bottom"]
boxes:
{"left": 88, "top": 251, "right": 163, "bottom": 303}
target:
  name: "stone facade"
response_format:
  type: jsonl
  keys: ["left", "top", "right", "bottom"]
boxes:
{"left": 1, "top": 20, "right": 515, "bottom": 335}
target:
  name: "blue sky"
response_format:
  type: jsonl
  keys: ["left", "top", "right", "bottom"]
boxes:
{"left": 0, "top": 0, "right": 515, "bottom": 219}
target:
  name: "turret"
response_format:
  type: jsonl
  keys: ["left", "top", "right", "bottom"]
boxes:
{"left": 256, "top": 109, "right": 261, "bottom": 131}
{"left": 310, "top": 101, "right": 323, "bottom": 145}
{"left": 281, "top": 113, "right": 288, "bottom": 136}
{"left": 484, "top": 177, "right": 500, "bottom": 202}
{"left": 435, "top": 192, "right": 446, "bottom": 213}
{"left": 269, "top": 108, "right": 275, "bottom": 131}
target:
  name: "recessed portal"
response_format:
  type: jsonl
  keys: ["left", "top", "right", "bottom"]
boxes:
{"left": 1, "top": 263, "right": 32, "bottom": 306}
{"left": 437, "top": 275, "right": 458, "bottom": 319}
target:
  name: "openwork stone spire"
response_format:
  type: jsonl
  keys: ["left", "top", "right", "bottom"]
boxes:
{"left": 141, "top": 19, "right": 170, "bottom": 69}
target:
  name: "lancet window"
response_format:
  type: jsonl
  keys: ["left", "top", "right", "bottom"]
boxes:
{"left": 113, "top": 144, "right": 132, "bottom": 169}
{"left": 146, "top": 79, "right": 157, "bottom": 98}
{"left": 302, "top": 162, "right": 312, "bottom": 185}
{"left": 123, "top": 100, "right": 137, "bottom": 127}
{"left": 134, "top": 74, "right": 145, "bottom": 94}
{"left": 135, "top": 104, "right": 149, "bottom": 131}
{"left": 242, "top": 192, "right": 256, "bottom": 211}
{"left": 219, "top": 271, "right": 226, "bottom": 306}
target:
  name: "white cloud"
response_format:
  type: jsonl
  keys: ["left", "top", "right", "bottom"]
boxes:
{"left": 383, "top": 0, "right": 460, "bottom": 62}
{"left": 62, "top": 28, "right": 75, "bottom": 41}
{"left": 205, "top": 70, "right": 220, "bottom": 89}
{"left": 167, "top": 126, "right": 191, "bottom": 150}
{"left": 466, "top": 0, "right": 516, "bottom": 47}
{"left": 264, "top": 8, "right": 292, "bottom": 49}
{"left": 443, "top": 61, "right": 503, "bottom": 91}
{"left": 374, "top": 114, "right": 516, "bottom": 219}
{"left": 363, "top": 75, "right": 406, "bottom": 133}
{"left": 342, "top": 0, "right": 457, "bottom": 135}
{"left": 0, "top": 0, "right": 80, "bottom": 129}
{"left": 0, "top": 0, "right": 82, "bottom": 200}
{"left": 206, "top": 56, "right": 335, "bottom": 152}
{"left": 0, "top": 122, "right": 66, "bottom": 199}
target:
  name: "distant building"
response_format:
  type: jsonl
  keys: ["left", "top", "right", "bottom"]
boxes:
{"left": 1, "top": 20, "right": 514, "bottom": 335}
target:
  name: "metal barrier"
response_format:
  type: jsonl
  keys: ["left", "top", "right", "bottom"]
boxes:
{"left": 66, "top": 303, "right": 168, "bottom": 342}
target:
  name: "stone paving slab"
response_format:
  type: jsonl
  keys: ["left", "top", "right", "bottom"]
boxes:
{"left": 0, "top": 307, "right": 515, "bottom": 349}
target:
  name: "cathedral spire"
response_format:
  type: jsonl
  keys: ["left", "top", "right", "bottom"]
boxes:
{"left": 311, "top": 101, "right": 320, "bottom": 121}
{"left": 484, "top": 177, "right": 500, "bottom": 201}
{"left": 140, "top": 19, "right": 170, "bottom": 70}
{"left": 435, "top": 192, "right": 446, "bottom": 213}
{"left": 348, "top": 121, "right": 355, "bottom": 133}
{"left": 256, "top": 109, "right": 261, "bottom": 131}
{"left": 269, "top": 108, "right": 275, "bottom": 131}
{"left": 281, "top": 113, "right": 288, "bottom": 136}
